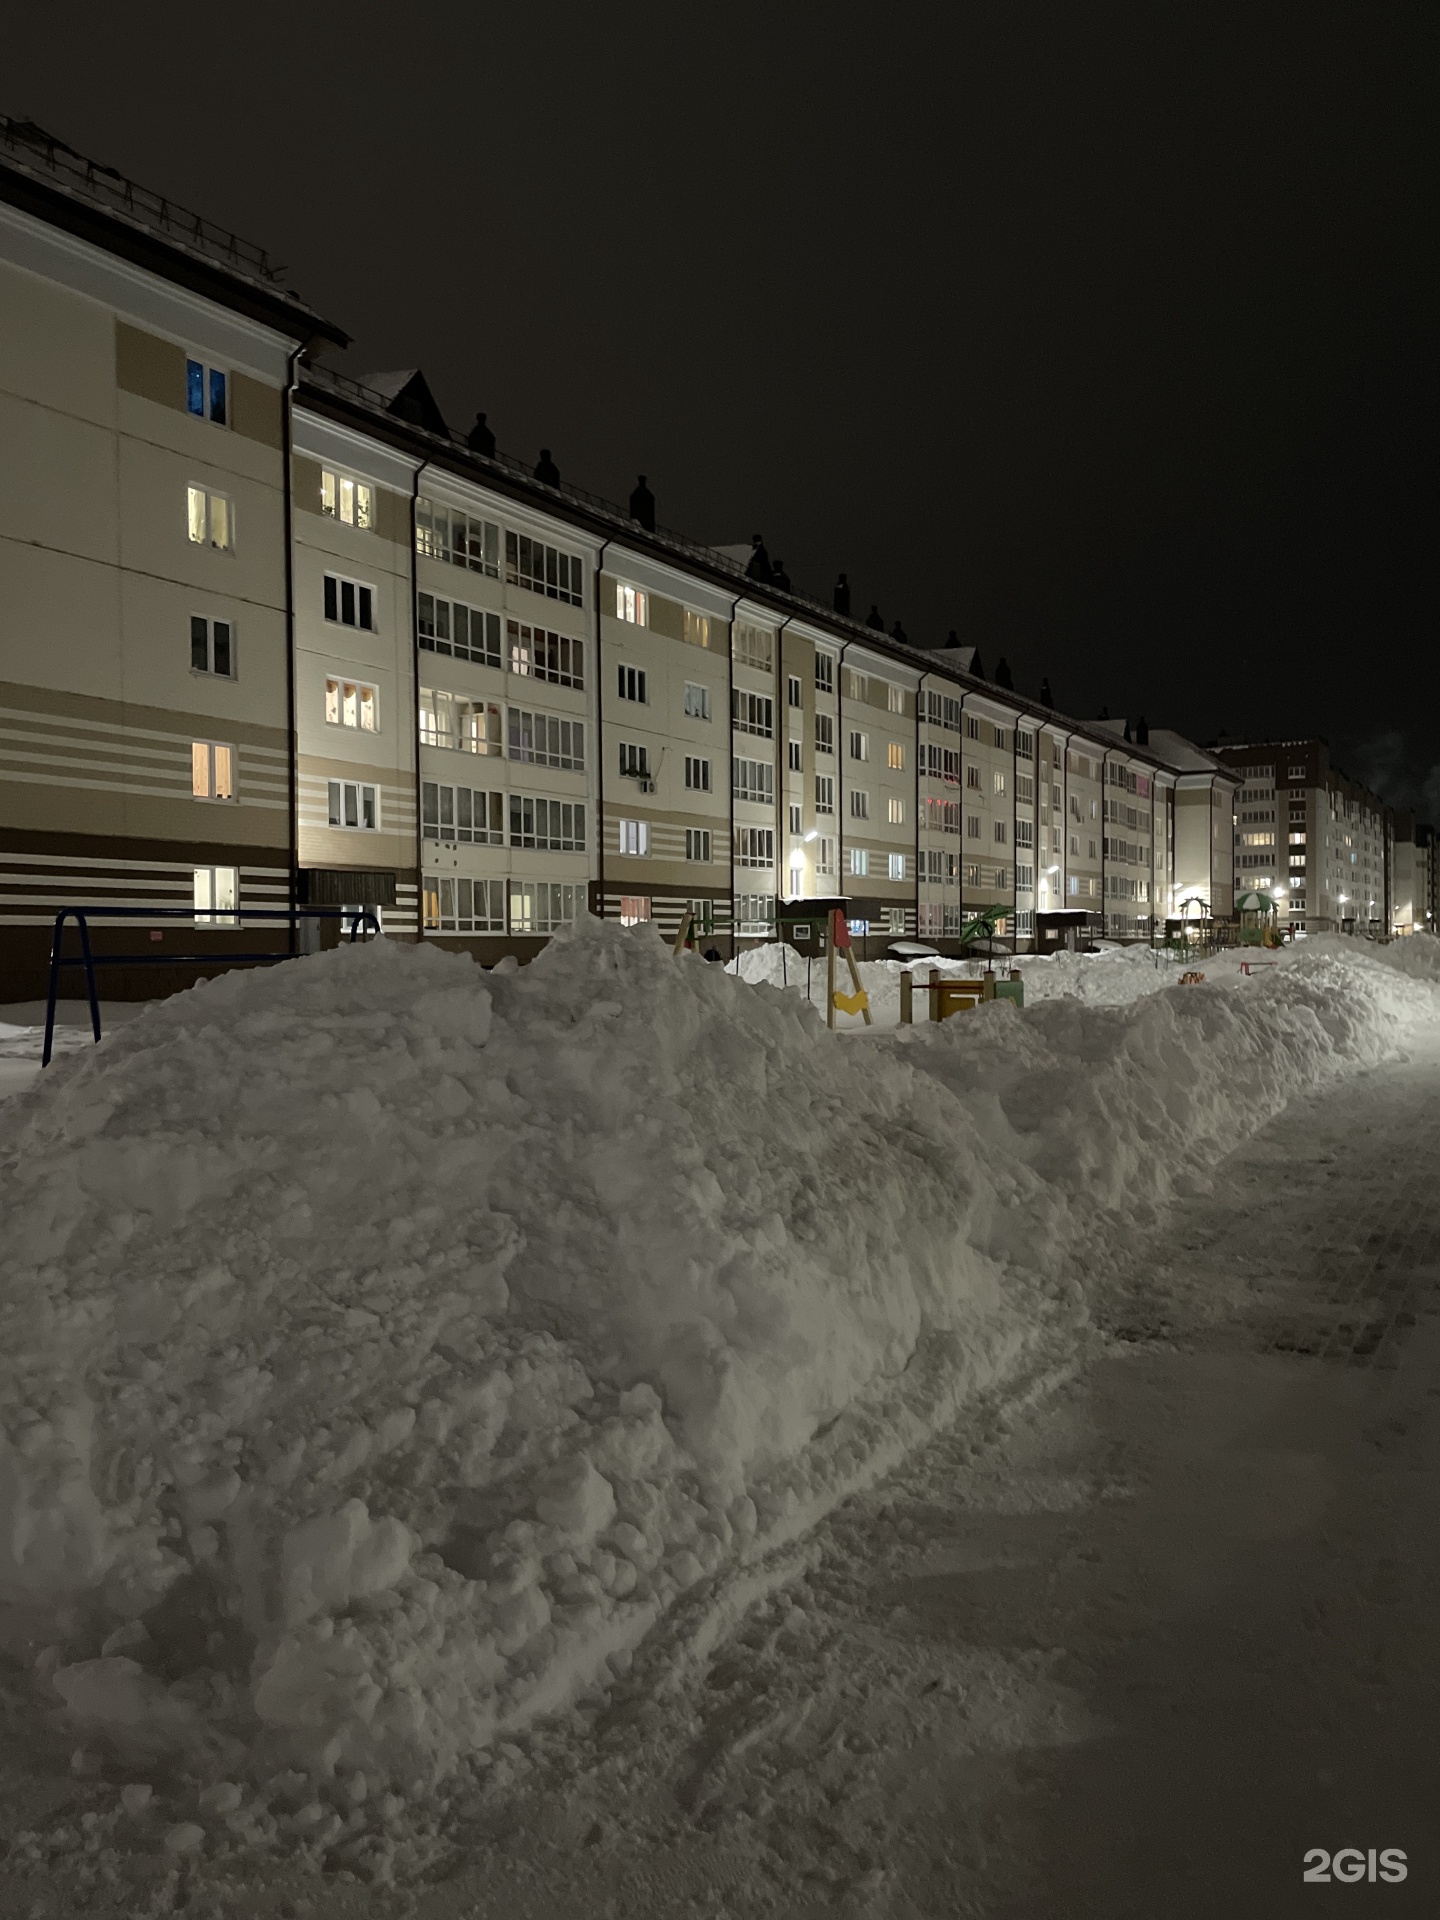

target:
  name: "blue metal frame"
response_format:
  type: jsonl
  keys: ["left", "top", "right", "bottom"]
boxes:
{"left": 42, "top": 906, "right": 381, "bottom": 1066}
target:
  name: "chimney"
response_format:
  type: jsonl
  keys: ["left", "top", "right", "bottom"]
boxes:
{"left": 771, "top": 557, "right": 791, "bottom": 590}
{"left": 833, "top": 572, "right": 851, "bottom": 617}
{"left": 466, "top": 411, "right": 496, "bottom": 456}
{"left": 1136, "top": 715, "right": 1149, "bottom": 744}
{"left": 866, "top": 604, "right": 885, "bottom": 630}
{"left": 1099, "top": 705, "right": 1110, "bottom": 720}
{"left": 994, "top": 656, "right": 1013, "bottom": 690}
{"left": 1123, "top": 719, "right": 1133, "bottom": 742}
{"left": 746, "top": 534, "right": 771, "bottom": 581}
{"left": 890, "top": 618, "right": 908, "bottom": 643}
{"left": 534, "top": 448, "right": 560, "bottom": 485}
{"left": 629, "top": 474, "right": 655, "bottom": 531}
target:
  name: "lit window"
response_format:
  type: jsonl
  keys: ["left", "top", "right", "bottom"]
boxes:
{"left": 193, "top": 864, "right": 238, "bottom": 925}
{"left": 618, "top": 819, "right": 649, "bottom": 856}
{"left": 887, "top": 683, "right": 904, "bottom": 714}
{"left": 187, "top": 486, "right": 231, "bottom": 550}
{"left": 190, "top": 615, "right": 234, "bottom": 676}
{"left": 321, "top": 468, "right": 374, "bottom": 528}
{"left": 888, "top": 853, "right": 906, "bottom": 882}
{"left": 684, "top": 610, "right": 711, "bottom": 648}
{"left": 615, "top": 583, "right": 648, "bottom": 625}
{"left": 191, "top": 741, "right": 235, "bottom": 801}
{"left": 186, "top": 359, "right": 227, "bottom": 426}
{"left": 850, "top": 847, "right": 869, "bottom": 877}
{"left": 888, "top": 741, "right": 905, "bottom": 771}
{"left": 994, "top": 770, "right": 1007, "bottom": 795}
{"left": 618, "top": 895, "right": 651, "bottom": 926}
{"left": 325, "top": 678, "right": 378, "bottom": 731}
{"left": 684, "top": 681, "right": 711, "bottom": 720}
{"left": 888, "top": 797, "right": 905, "bottom": 824}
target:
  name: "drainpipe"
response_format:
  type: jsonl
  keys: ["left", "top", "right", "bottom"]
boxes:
{"left": 836, "top": 639, "right": 853, "bottom": 932}
{"left": 725, "top": 592, "right": 741, "bottom": 961}
{"left": 1100, "top": 748, "right": 1111, "bottom": 940}
{"left": 281, "top": 341, "right": 304, "bottom": 954}
{"left": 775, "top": 616, "right": 794, "bottom": 936}
{"left": 592, "top": 539, "right": 610, "bottom": 921}
{"left": 915, "top": 669, "right": 928, "bottom": 939}
{"left": 409, "top": 463, "right": 423, "bottom": 942}
{"left": 957, "top": 689, "right": 969, "bottom": 930}
{"left": 1010, "top": 704, "right": 1019, "bottom": 943}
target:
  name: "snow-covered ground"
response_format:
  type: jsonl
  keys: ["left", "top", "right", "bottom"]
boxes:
{"left": 0, "top": 925, "right": 1436, "bottom": 1913}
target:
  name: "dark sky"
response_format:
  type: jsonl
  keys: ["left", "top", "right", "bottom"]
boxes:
{"left": 9, "top": 5, "right": 1437, "bottom": 803}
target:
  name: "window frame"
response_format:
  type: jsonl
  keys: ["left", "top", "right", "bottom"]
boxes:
{"left": 323, "top": 571, "right": 376, "bottom": 632}
{"left": 324, "top": 675, "right": 380, "bottom": 733}
{"left": 190, "top": 613, "right": 235, "bottom": 678}
{"left": 191, "top": 739, "right": 236, "bottom": 803}
{"left": 187, "top": 485, "right": 233, "bottom": 552}
{"left": 185, "top": 358, "right": 228, "bottom": 427}
{"left": 327, "top": 778, "right": 380, "bottom": 831}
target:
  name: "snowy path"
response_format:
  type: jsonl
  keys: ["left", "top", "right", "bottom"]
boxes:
{"left": 327, "top": 1040, "right": 1440, "bottom": 1920}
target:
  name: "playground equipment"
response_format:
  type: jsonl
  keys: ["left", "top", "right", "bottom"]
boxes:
{"left": 1236, "top": 889, "right": 1283, "bottom": 948}
{"left": 826, "top": 909, "right": 872, "bottom": 1027}
{"left": 41, "top": 904, "right": 380, "bottom": 1065}
{"left": 899, "top": 965, "right": 1024, "bottom": 1022}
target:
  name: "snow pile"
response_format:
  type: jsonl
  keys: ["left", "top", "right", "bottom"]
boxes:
{"left": 735, "top": 937, "right": 1184, "bottom": 1026}
{"left": 0, "top": 923, "right": 1434, "bottom": 1879}
{"left": 0, "top": 921, "right": 1052, "bottom": 1836}
{"left": 882, "top": 945, "right": 1436, "bottom": 1217}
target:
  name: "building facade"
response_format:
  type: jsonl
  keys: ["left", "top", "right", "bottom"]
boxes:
{"left": 1210, "top": 739, "right": 1399, "bottom": 935}
{"left": 2, "top": 119, "right": 1242, "bottom": 998}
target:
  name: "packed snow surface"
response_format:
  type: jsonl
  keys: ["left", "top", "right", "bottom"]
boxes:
{"left": 0, "top": 920, "right": 1434, "bottom": 1880}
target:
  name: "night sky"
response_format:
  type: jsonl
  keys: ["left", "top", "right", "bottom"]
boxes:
{"left": 8, "top": 6, "right": 1436, "bottom": 806}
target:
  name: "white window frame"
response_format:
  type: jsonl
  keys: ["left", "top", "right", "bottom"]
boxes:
{"left": 617, "top": 663, "right": 648, "bottom": 703}
{"left": 325, "top": 676, "right": 379, "bottom": 732}
{"left": 193, "top": 864, "right": 238, "bottom": 925}
{"left": 187, "top": 485, "right": 232, "bottom": 551}
{"left": 685, "top": 827, "right": 712, "bottom": 863}
{"left": 618, "top": 818, "right": 650, "bottom": 856}
{"left": 321, "top": 468, "right": 374, "bottom": 529}
{"left": 615, "top": 582, "right": 648, "bottom": 625}
{"left": 328, "top": 779, "right": 379, "bottom": 831}
{"left": 685, "top": 755, "right": 712, "bottom": 792}
{"left": 190, "top": 614, "right": 235, "bottom": 677}
{"left": 683, "top": 680, "right": 711, "bottom": 721}
{"left": 185, "top": 358, "right": 228, "bottom": 426}
{"left": 191, "top": 740, "right": 236, "bottom": 802}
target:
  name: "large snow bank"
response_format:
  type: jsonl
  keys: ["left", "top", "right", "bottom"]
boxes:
{"left": 880, "top": 946, "right": 1435, "bottom": 1219}
{"left": 0, "top": 923, "right": 1432, "bottom": 1872}
{"left": 0, "top": 921, "right": 1053, "bottom": 1817}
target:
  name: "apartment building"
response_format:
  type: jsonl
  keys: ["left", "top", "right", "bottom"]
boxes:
{"left": 1210, "top": 739, "right": 1393, "bottom": 934}
{"left": 1, "top": 117, "right": 1243, "bottom": 998}
{"left": 0, "top": 116, "right": 351, "bottom": 999}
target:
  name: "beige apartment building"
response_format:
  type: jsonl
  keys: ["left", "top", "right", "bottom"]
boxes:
{"left": 1, "top": 117, "right": 1242, "bottom": 999}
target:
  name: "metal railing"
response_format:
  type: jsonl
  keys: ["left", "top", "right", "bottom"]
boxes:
{"left": 1, "top": 115, "right": 284, "bottom": 286}
{"left": 42, "top": 906, "right": 380, "bottom": 1066}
